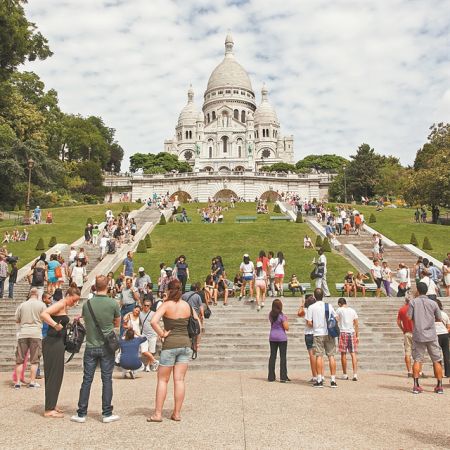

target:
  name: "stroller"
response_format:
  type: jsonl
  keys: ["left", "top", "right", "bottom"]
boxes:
{"left": 107, "top": 239, "right": 116, "bottom": 254}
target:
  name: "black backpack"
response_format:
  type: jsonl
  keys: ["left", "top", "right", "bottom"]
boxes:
{"left": 32, "top": 267, "right": 45, "bottom": 286}
{"left": 187, "top": 305, "right": 201, "bottom": 338}
{"left": 64, "top": 318, "right": 86, "bottom": 363}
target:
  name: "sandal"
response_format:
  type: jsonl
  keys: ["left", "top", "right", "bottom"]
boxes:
{"left": 170, "top": 415, "right": 181, "bottom": 422}
{"left": 44, "top": 411, "right": 64, "bottom": 419}
{"left": 147, "top": 416, "right": 162, "bottom": 423}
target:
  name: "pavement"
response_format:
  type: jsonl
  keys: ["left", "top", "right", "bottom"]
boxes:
{"left": 1, "top": 370, "right": 450, "bottom": 449}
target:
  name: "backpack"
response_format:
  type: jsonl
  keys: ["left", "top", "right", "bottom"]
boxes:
{"left": 325, "top": 303, "right": 340, "bottom": 338}
{"left": 32, "top": 267, "right": 45, "bottom": 286}
{"left": 187, "top": 304, "right": 201, "bottom": 339}
{"left": 64, "top": 318, "right": 86, "bottom": 363}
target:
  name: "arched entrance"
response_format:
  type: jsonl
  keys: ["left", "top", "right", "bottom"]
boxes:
{"left": 214, "top": 189, "right": 238, "bottom": 201}
{"left": 260, "top": 190, "right": 281, "bottom": 202}
{"left": 169, "top": 191, "right": 192, "bottom": 203}
{"left": 218, "top": 166, "right": 231, "bottom": 174}
{"left": 233, "top": 166, "right": 245, "bottom": 172}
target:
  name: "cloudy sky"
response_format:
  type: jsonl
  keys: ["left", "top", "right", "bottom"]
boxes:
{"left": 24, "top": 0, "right": 450, "bottom": 169}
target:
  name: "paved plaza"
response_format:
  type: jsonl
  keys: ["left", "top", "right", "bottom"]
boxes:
{"left": 1, "top": 371, "right": 449, "bottom": 449}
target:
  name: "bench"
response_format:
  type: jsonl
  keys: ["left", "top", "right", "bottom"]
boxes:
{"left": 235, "top": 215, "right": 257, "bottom": 223}
{"left": 175, "top": 214, "right": 191, "bottom": 223}
{"left": 282, "top": 282, "right": 311, "bottom": 296}
{"left": 270, "top": 216, "right": 291, "bottom": 221}
{"left": 335, "top": 282, "right": 378, "bottom": 297}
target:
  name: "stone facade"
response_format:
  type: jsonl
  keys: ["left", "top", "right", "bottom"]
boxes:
{"left": 164, "top": 34, "right": 294, "bottom": 172}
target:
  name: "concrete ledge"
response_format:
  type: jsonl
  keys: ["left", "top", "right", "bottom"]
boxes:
{"left": 342, "top": 244, "right": 374, "bottom": 273}
{"left": 362, "top": 224, "right": 397, "bottom": 247}
{"left": 307, "top": 219, "right": 340, "bottom": 248}
{"left": 402, "top": 244, "right": 443, "bottom": 269}
{"left": 276, "top": 201, "right": 296, "bottom": 221}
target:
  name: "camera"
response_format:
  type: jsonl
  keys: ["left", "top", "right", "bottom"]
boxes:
{"left": 6, "top": 255, "right": 19, "bottom": 264}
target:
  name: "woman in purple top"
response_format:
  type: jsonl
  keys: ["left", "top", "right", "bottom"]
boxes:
{"left": 268, "top": 299, "right": 290, "bottom": 382}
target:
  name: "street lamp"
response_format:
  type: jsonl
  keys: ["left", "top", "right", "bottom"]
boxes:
{"left": 23, "top": 158, "right": 34, "bottom": 225}
{"left": 343, "top": 164, "right": 348, "bottom": 204}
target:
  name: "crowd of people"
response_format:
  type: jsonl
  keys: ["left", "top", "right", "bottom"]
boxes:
{"left": 2, "top": 229, "right": 29, "bottom": 244}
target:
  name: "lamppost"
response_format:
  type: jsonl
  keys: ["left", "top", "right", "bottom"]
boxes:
{"left": 23, "top": 158, "right": 34, "bottom": 225}
{"left": 343, "top": 164, "right": 348, "bottom": 204}
{"left": 109, "top": 175, "right": 113, "bottom": 203}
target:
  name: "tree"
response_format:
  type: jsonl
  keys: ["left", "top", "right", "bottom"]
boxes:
{"left": 315, "top": 235, "right": 323, "bottom": 247}
{"left": 322, "top": 238, "right": 331, "bottom": 252}
{"left": 296, "top": 154, "right": 348, "bottom": 172}
{"left": 145, "top": 234, "right": 152, "bottom": 248}
{"left": 130, "top": 152, "right": 192, "bottom": 174}
{"left": 48, "top": 236, "right": 57, "bottom": 247}
{"left": 260, "top": 162, "right": 297, "bottom": 173}
{"left": 136, "top": 240, "right": 147, "bottom": 253}
{"left": 422, "top": 236, "right": 433, "bottom": 250}
{"left": 410, "top": 233, "right": 418, "bottom": 246}
{"left": 35, "top": 237, "right": 45, "bottom": 250}
{"left": 296, "top": 212, "right": 303, "bottom": 223}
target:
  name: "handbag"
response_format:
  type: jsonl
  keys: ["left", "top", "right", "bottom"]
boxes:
{"left": 86, "top": 300, "right": 120, "bottom": 353}
{"left": 54, "top": 266, "right": 62, "bottom": 279}
{"left": 325, "top": 303, "right": 340, "bottom": 338}
{"left": 204, "top": 303, "right": 212, "bottom": 319}
{"left": 187, "top": 304, "right": 201, "bottom": 339}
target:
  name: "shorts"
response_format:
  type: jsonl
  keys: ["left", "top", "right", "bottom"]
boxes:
{"left": 403, "top": 332, "right": 412, "bottom": 356}
{"left": 274, "top": 274, "right": 284, "bottom": 279}
{"left": 305, "top": 334, "right": 314, "bottom": 350}
{"left": 339, "top": 332, "right": 357, "bottom": 353}
{"left": 412, "top": 339, "right": 442, "bottom": 363}
{"left": 48, "top": 276, "right": 58, "bottom": 284}
{"left": 16, "top": 338, "right": 42, "bottom": 365}
{"left": 160, "top": 346, "right": 192, "bottom": 366}
{"left": 141, "top": 336, "right": 157, "bottom": 354}
{"left": 255, "top": 280, "right": 266, "bottom": 289}
{"left": 313, "top": 335, "right": 336, "bottom": 357}
{"left": 374, "top": 278, "right": 382, "bottom": 288}
{"left": 243, "top": 275, "right": 253, "bottom": 281}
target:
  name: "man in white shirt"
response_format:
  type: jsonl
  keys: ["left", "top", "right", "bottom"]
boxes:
{"left": 306, "top": 288, "right": 337, "bottom": 388}
{"left": 420, "top": 269, "right": 439, "bottom": 301}
{"left": 99, "top": 233, "right": 109, "bottom": 260}
{"left": 315, "top": 249, "right": 330, "bottom": 297}
{"left": 336, "top": 298, "right": 359, "bottom": 381}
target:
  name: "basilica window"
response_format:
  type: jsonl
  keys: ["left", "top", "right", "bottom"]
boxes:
{"left": 240, "top": 91, "right": 245, "bottom": 95}
{"left": 207, "top": 113, "right": 210, "bottom": 123}
{"left": 234, "top": 109, "right": 239, "bottom": 120}
{"left": 189, "top": 131, "right": 193, "bottom": 139}
{"left": 238, "top": 146, "right": 242, "bottom": 158}
{"left": 225, "top": 90, "right": 231, "bottom": 94}
{"left": 184, "top": 150, "right": 193, "bottom": 161}
{"left": 218, "top": 90, "right": 223, "bottom": 94}
{"left": 212, "top": 111, "right": 216, "bottom": 120}
{"left": 241, "top": 110, "right": 246, "bottom": 123}
{"left": 221, "top": 136, "right": 228, "bottom": 153}
{"left": 233, "top": 90, "right": 238, "bottom": 94}
{"left": 209, "top": 147, "right": 212, "bottom": 158}
{"left": 262, "top": 129, "right": 266, "bottom": 138}
{"left": 262, "top": 148, "right": 271, "bottom": 158}
{"left": 185, "top": 131, "right": 188, "bottom": 139}
{"left": 255, "top": 130, "right": 258, "bottom": 138}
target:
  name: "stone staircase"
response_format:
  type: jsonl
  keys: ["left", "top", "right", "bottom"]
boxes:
{"left": 190, "top": 296, "right": 450, "bottom": 372}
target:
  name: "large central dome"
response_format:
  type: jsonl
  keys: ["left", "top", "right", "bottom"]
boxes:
{"left": 206, "top": 34, "right": 253, "bottom": 92}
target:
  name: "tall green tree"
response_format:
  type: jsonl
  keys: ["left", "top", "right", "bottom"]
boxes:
{"left": 296, "top": 154, "right": 348, "bottom": 172}
{"left": 130, "top": 152, "right": 192, "bottom": 174}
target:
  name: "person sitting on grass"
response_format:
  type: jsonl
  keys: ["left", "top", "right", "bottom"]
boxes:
{"left": 288, "top": 274, "right": 303, "bottom": 297}
{"left": 2, "top": 231, "right": 10, "bottom": 244}
{"left": 343, "top": 271, "right": 356, "bottom": 297}
{"left": 355, "top": 272, "right": 369, "bottom": 297}
{"left": 19, "top": 229, "right": 29, "bottom": 241}
{"left": 303, "top": 235, "right": 314, "bottom": 249}
{"left": 118, "top": 329, "right": 147, "bottom": 379}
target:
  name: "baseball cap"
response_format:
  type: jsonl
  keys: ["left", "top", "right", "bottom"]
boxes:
{"left": 138, "top": 267, "right": 145, "bottom": 272}
{"left": 165, "top": 267, "right": 173, "bottom": 272}
{"left": 243, "top": 253, "right": 249, "bottom": 258}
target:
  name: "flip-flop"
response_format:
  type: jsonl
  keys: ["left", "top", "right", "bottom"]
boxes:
{"left": 147, "top": 417, "right": 163, "bottom": 423}
{"left": 170, "top": 415, "right": 181, "bottom": 422}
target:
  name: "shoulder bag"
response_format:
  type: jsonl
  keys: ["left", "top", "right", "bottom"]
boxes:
{"left": 325, "top": 303, "right": 340, "bottom": 338}
{"left": 87, "top": 300, "right": 119, "bottom": 353}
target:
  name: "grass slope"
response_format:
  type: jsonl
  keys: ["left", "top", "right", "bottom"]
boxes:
{"left": 2, "top": 203, "right": 140, "bottom": 268}
{"left": 133, "top": 203, "right": 357, "bottom": 295}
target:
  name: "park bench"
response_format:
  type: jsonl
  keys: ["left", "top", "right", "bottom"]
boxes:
{"left": 175, "top": 214, "right": 191, "bottom": 223}
{"left": 335, "top": 282, "right": 378, "bottom": 296}
{"left": 235, "top": 215, "right": 257, "bottom": 223}
{"left": 281, "top": 282, "right": 311, "bottom": 296}
{"left": 270, "top": 216, "right": 291, "bottom": 221}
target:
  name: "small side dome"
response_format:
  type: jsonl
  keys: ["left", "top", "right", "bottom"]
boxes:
{"left": 196, "top": 111, "right": 205, "bottom": 122}
{"left": 178, "top": 85, "right": 199, "bottom": 125}
{"left": 254, "top": 84, "right": 279, "bottom": 125}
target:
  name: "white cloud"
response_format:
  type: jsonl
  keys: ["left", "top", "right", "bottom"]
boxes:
{"left": 24, "top": 0, "right": 450, "bottom": 168}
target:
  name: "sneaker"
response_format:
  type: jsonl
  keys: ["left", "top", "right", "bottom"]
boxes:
{"left": 144, "top": 365, "right": 150, "bottom": 373}
{"left": 13, "top": 383, "right": 21, "bottom": 390}
{"left": 308, "top": 377, "right": 317, "bottom": 383}
{"left": 28, "top": 382, "right": 41, "bottom": 388}
{"left": 238, "top": 296, "right": 242, "bottom": 301}
{"left": 412, "top": 386, "right": 424, "bottom": 394}
{"left": 102, "top": 414, "right": 120, "bottom": 423}
{"left": 150, "top": 361, "right": 160, "bottom": 372}
{"left": 280, "top": 378, "right": 291, "bottom": 383}
{"left": 352, "top": 376, "right": 358, "bottom": 382}
{"left": 312, "top": 380, "right": 324, "bottom": 388}
{"left": 434, "top": 386, "right": 444, "bottom": 395}
{"left": 330, "top": 381, "right": 338, "bottom": 388}
{"left": 340, "top": 375, "right": 349, "bottom": 380}
{"left": 261, "top": 302, "right": 265, "bottom": 308}
{"left": 70, "top": 415, "right": 86, "bottom": 423}
{"left": 122, "top": 371, "right": 128, "bottom": 379}
{"left": 257, "top": 306, "right": 261, "bottom": 312}
{"left": 129, "top": 371, "right": 135, "bottom": 379}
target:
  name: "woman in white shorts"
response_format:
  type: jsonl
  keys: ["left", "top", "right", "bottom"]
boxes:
{"left": 273, "top": 251, "right": 286, "bottom": 296}
{"left": 239, "top": 254, "right": 255, "bottom": 301}
{"left": 255, "top": 261, "right": 267, "bottom": 312}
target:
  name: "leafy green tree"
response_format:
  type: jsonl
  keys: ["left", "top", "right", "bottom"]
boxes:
{"left": 130, "top": 152, "right": 192, "bottom": 174}
{"left": 296, "top": 154, "right": 348, "bottom": 172}
{"left": 259, "top": 162, "right": 297, "bottom": 173}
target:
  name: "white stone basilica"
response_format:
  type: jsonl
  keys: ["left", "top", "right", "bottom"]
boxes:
{"left": 164, "top": 34, "right": 294, "bottom": 173}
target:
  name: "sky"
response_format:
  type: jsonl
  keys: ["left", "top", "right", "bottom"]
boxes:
{"left": 24, "top": 0, "right": 450, "bottom": 169}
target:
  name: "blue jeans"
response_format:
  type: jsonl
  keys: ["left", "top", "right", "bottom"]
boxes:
{"left": 8, "top": 281, "right": 14, "bottom": 299}
{"left": 120, "top": 304, "right": 135, "bottom": 336}
{"left": 0, "top": 277, "right": 5, "bottom": 298}
{"left": 77, "top": 346, "right": 115, "bottom": 417}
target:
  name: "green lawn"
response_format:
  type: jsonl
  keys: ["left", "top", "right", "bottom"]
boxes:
{"left": 357, "top": 206, "right": 449, "bottom": 261}
{"left": 1, "top": 202, "right": 140, "bottom": 268}
{"left": 133, "top": 203, "right": 357, "bottom": 295}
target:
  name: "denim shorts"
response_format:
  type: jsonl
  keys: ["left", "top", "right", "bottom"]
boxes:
{"left": 160, "top": 347, "right": 192, "bottom": 366}
{"left": 305, "top": 334, "right": 314, "bottom": 350}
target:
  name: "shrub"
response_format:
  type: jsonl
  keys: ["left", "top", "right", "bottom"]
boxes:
{"left": 410, "top": 233, "right": 418, "bottom": 246}
{"left": 312, "top": 197, "right": 317, "bottom": 204}
{"left": 315, "top": 235, "right": 323, "bottom": 248}
{"left": 48, "top": 236, "right": 57, "bottom": 248}
{"left": 273, "top": 203, "right": 281, "bottom": 213}
{"left": 145, "top": 233, "right": 152, "bottom": 248}
{"left": 35, "top": 237, "right": 45, "bottom": 251}
{"left": 159, "top": 213, "right": 167, "bottom": 225}
{"left": 422, "top": 236, "right": 433, "bottom": 250}
{"left": 369, "top": 213, "right": 376, "bottom": 223}
{"left": 296, "top": 212, "right": 303, "bottom": 223}
{"left": 86, "top": 217, "right": 93, "bottom": 225}
{"left": 135, "top": 198, "right": 142, "bottom": 204}
{"left": 322, "top": 237, "right": 332, "bottom": 252}
{"left": 121, "top": 204, "right": 130, "bottom": 213}
{"left": 136, "top": 239, "right": 147, "bottom": 253}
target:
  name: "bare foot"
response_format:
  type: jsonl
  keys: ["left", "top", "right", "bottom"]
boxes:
{"left": 55, "top": 407, "right": 64, "bottom": 413}
{"left": 44, "top": 410, "right": 64, "bottom": 418}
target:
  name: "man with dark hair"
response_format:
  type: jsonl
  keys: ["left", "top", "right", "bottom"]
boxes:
{"left": 71, "top": 275, "right": 121, "bottom": 423}
{"left": 314, "top": 249, "right": 330, "bottom": 297}
{"left": 397, "top": 297, "right": 414, "bottom": 377}
{"left": 306, "top": 288, "right": 337, "bottom": 388}
{"left": 407, "top": 282, "right": 443, "bottom": 394}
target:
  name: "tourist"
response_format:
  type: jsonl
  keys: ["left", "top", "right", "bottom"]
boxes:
{"left": 343, "top": 271, "right": 356, "bottom": 297}
{"left": 182, "top": 282, "right": 204, "bottom": 350}
{"left": 420, "top": 269, "right": 439, "bottom": 301}
{"left": 47, "top": 254, "right": 61, "bottom": 295}
{"left": 135, "top": 267, "right": 152, "bottom": 302}
{"left": 174, "top": 255, "right": 189, "bottom": 293}
{"left": 396, "top": 263, "right": 410, "bottom": 297}
{"left": 414, "top": 257, "right": 425, "bottom": 285}
{"left": 268, "top": 299, "right": 289, "bottom": 382}
{"left": 77, "top": 247, "right": 88, "bottom": 267}
{"left": 71, "top": 275, "right": 121, "bottom": 423}
{"left": 91, "top": 224, "right": 100, "bottom": 246}
{"left": 371, "top": 234, "right": 379, "bottom": 259}
{"left": 99, "top": 233, "right": 109, "bottom": 260}
{"left": 122, "top": 251, "right": 134, "bottom": 278}
{"left": 354, "top": 214, "right": 362, "bottom": 235}
{"left": 14, "top": 288, "right": 47, "bottom": 389}
{"left": 287, "top": 274, "right": 302, "bottom": 297}
{"left": 8, "top": 260, "right": 18, "bottom": 299}
{"left": 255, "top": 261, "right": 267, "bottom": 311}
{"left": 40, "top": 287, "right": 80, "bottom": 418}
{"left": 314, "top": 248, "right": 330, "bottom": 297}
{"left": 298, "top": 295, "right": 318, "bottom": 383}
{"left": 443, "top": 259, "right": 450, "bottom": 297}
{"left": 204, "top": 274, "right": 217, "bottom": 305}
{"left": 435, "top": 299, "right": 450, "bottom": 378}
{"left": 408, "top": 282, "right": 443, "bottom": 394}
{"left": 159, "top": 267, "right": 177, "bottom": 298}
{"left": 84, "top": 223, "right": 92, "bottom": 244}
{"left": 140, "top": 300, "right": 161, "bottom": 372}
{"left": 148, "top": 279, "right": 200, "bottom": 422}
{"left": 28, "top": 253, "right": 47, "bottom": 300}
{"left": 268, "top": 251, "right": 276, "bottom": 296}
{"left": 256, "top": 250, "right": 270, "bottom": 274}
{"left": 303, "top": 235, "right": 314, "bottom": 249}
{"left": 118, "top": 329, "right": 147, "bottom": 378}
{"left": 306, "top": 288, "right": 337, "bottom": 388}
{"left": 239, "top": 254, "right": 255, "bottom": 301}
{"left": 119, "top": 277, "right": 140, "bottom": 336}
{"left": 0, "top": 254, "right": 7, "bottom": 298}
{"left": 70, "top": 258, "right": 87, "bottom": 290}
{"left": 371, "top": 259, "right": 383, "bottom": 297}
{"left": 336, "top": 298, "right": 359, "bottom": 381}
{"left": 428, "top": 262, "right": 442, "bottom": 287}
{"left": 397, "top": 297, "right": 414, "bottom": 377}
{"left": 273, "top": 251, "right": 286, "bottom": 296}
{"left": 381, "top": 261, "right": 392, "bottom": 296}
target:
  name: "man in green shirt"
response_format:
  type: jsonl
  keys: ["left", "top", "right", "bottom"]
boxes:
{"left": 71, "top": 275, "right": 120, "bottom": 423}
